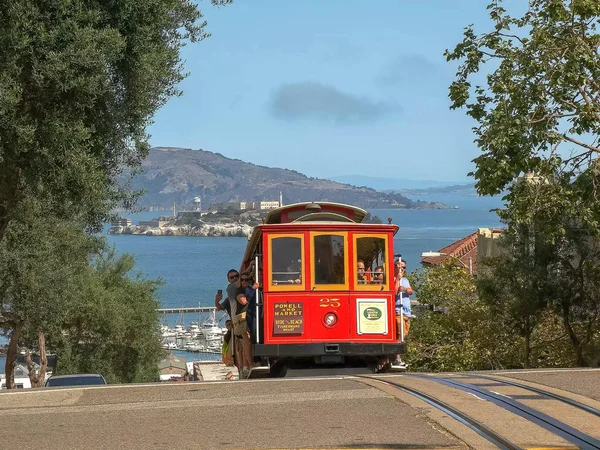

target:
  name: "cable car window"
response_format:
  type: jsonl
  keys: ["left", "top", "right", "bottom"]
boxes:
{"left": 313, "top": 234, "right": 346, "bottom": 285}
{"left": 270, "top": 236, "right": 303, "bottom": 287}
{"left": 355, "top": 236, "right": 387, "bottom": 286}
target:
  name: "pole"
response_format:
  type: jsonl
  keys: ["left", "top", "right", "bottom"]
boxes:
{"left": 255, "top": 255, "right": 260, "bottom": 344}
{"left": 400, "top": 310, "right": 404, "bottom": 343}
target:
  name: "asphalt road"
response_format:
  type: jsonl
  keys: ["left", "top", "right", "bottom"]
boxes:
{"left": 1, "top": 368, "right": 599, "bottom": 450}
{"left": 501, "top": 367, "right": 600, "bottom": 401}
{"left": 0, "top": 376, "right": 461, "bottom": 450}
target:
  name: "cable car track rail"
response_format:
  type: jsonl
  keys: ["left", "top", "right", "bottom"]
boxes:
{"left": 406, "top": 374, "right": 600, "bottom": 449}
{"left": 357, "top": 375, "right": 521, "bottom": 450}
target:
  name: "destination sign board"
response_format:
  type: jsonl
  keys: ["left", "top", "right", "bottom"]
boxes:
{"left": 273, "top": 302, "right": 304, "bottom": 335}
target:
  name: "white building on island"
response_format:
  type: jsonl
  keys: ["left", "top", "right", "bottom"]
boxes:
{"left": 209, "top": 193, "right": 283, "bottom": 212}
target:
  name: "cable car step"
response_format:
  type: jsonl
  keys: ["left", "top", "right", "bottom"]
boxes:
{"left": 389, "top": 362, "right": 409, "bottom": 372}
{"left": 245, "top": 365, "right": 271, "bottom": 379}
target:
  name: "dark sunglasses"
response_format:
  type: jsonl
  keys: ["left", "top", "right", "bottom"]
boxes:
{"left": 229, "top": 274, "right": 239, "bottom": 280}
{"left": 241, "top": 277, "right": 251, "bottom": 281}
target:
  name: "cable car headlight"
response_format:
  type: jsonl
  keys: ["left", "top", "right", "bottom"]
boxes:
{"left": 324, "top": 313, "right": 338, "bottom": 327}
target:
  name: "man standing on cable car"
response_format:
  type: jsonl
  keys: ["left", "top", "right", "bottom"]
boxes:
{"left": 214, "top": 269, "right": 240, "bottom": 318}
{"left": 393, "top": 258, "right": 412, "bottom": 369}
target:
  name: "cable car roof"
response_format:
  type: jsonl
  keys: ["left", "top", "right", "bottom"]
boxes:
{"left": 264, "top": 202, "right": 368, "bottom": 224}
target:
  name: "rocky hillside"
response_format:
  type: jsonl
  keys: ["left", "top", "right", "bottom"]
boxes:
{"left": 123, "top": 147, "right": 447, "bottom": 210}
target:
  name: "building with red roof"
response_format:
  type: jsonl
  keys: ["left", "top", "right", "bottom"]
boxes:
{"left": 420, "top": 228, "right": 504, "bottom": 276}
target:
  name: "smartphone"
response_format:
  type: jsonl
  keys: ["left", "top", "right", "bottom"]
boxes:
{"left": 217, "top": 289, "right": 222, "bottom": 295}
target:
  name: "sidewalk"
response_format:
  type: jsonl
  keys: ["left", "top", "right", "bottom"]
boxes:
{"left": 193, "top": 362, "right": 239, "bottom": 381}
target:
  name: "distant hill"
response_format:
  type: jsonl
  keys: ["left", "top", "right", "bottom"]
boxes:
{"left": 391, "top": 183, "right": 479, "bottom": 197}
{"left": 390, "top": 183, "right": 506, "bottom": 211}
{"left": 122, "top": 147, "right": 448, "bottom": 210}
{"left": 330, "top": 175, "right": 469, "bottom": 191}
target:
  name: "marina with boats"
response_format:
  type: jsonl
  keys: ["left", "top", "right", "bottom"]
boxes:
{"left": 159, "top": 306, "right": 229, "bottom": 354}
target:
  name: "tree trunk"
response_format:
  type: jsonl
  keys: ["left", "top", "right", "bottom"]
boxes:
{"left": 5, "top": 325, "right": 21, "bottom": 389}
{"left": 562, "top": 307, "right": 586, "bottom": 367}
{"left": 25, "top": 332, "right": 47, "bottom": 388}
{"left": 523, "top": 332, "right": 531, "bottom": 369}
{"left": 0, "top": 203, "right": 11, "bottom": 245}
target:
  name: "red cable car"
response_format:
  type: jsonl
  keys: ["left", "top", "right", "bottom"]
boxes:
{"left": 240, "top": 202, "right": 405, "bottom": 377}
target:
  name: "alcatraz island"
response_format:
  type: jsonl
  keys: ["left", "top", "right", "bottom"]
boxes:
{"left": 110, "top": 194, "right": 291, "bottom": 237}
{"left": 109, "top": 195, "right": 402, "bottom": 237}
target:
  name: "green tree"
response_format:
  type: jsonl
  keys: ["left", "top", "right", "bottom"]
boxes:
{"left": 479, "top": 177, "right": 600, "bottom": 366}
{"left": 551, "top": 226, "right": 600, "bottom": 366}
{"left": 0, "top": 0, "right": 229, "bottom": 241}
{"left": 0, "top": 0, "right": 231, "bottom": 388}
{"left": 446, "top": 0, "right": 600, "bottom": 366}
{"left": 0, "top": 200, "right": 163, "bottom": 386}
{"left": 0, "top": 199, "right": 102, "bottom": 387}
{"left": 446, "top": 0, "right": 600, "bottom": 201}
{"left": 56, "top": 250, "right": 164, "bottom": 383}
{"left": 477, "top": 179, "right": 556, "bottom": 367}
{"left": 406, "top": 261, "right": 521, "bottom": 372}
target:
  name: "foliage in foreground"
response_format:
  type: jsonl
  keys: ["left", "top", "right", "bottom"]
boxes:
{"left": 477, "top": 180, "right": 600, "bottom": 367}
{"left": 55, "top": 251, "right": 164, "bottom": 384}
{"left": 405, "top": 261, "right": 522, "bottom": 372}
{"left": 0, "top": 0, "right": 229, "bottom": 243}
{"left": 406, "top": 260, "right": 598, "bottom": 372}
{"left": 446, "top": 0, "right": 600, "bottom": 202}
{"left": 439, "top": 0, "right": 600, "bottom": 370}
{"left": 0, "top": 0, "right": 232, "bottom": 388}
{"left": 0, "top": 202, "right": 163, "bottom": 386}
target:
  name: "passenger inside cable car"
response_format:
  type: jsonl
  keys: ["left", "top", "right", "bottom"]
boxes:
{"left": 357, "top": 260, "right": 367, "bottom": 284}
{"left": 355, "top": 236, "right": 388, "bottom": 286}
{"left": 371, "top": 266, "right": 386, "bottom": 284}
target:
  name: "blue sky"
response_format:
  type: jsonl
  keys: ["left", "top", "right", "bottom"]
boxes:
{"left": 148, "top": 0, "right": 515, "bottom": 183}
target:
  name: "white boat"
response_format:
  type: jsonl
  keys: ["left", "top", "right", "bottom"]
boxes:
{"left": 161, "top": 325, "right": 177, "bottom": 338}
{"left": 199, "top": 310, "right": 227, "bottom": 340}
{"left": 189, "top": 322, "right": 201, "bottom": 338}
{"left": 188, "top": 343, "right": 206, "bottom": 352}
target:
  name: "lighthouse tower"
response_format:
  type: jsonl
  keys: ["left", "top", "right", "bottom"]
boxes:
{"left": 279, "top": 191, "right": 283, "bottom": 207}
{"left": 193, "top": 196, "right": 202, "bottom": 211}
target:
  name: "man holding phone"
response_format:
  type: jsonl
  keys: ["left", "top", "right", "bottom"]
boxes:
{"left": 215, "top": 269, "right": 240, "bottom": 319}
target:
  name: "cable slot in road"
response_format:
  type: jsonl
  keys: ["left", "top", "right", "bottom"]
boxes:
{"left": 462, "top": 373, "right": 600, "bottom": 418}
{"left": 357, "top": 375, "right": 521, "bottom": 450}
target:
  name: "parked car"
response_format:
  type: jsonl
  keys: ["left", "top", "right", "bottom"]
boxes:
{"left": 44, "top": 374, "right": 107, "bottom": 388}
